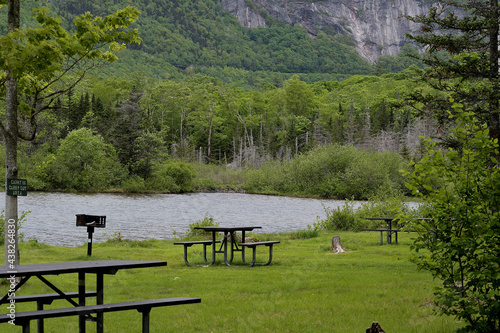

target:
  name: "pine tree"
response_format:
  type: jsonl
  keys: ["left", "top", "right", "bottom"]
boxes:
{"left": 404, "top": 0, "right": 499, "bottom": 138}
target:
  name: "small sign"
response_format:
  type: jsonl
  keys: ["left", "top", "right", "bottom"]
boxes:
{"left": 6, "top": 178, "right": 28, "bottom": 196}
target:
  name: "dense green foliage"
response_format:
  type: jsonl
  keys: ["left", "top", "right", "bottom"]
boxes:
{"left": 45, "top": 0, "right": 374, "bottom": 78}
{"left": 404, "top": 0, "right": 500, "bottom": 138}
{"left": 404, "top": 109, "right": 500, "bottom": 332}
{"left": 46, "top": 129, "right": 126, "bottom": 191}
{"left": 315, "top": 192, "right": 426, "bottom": 231}
{"left": 0, "top": 1, "right": 428, "bottom": 198}
{"left": 0, "top": 70, "right": 424, "bottom": 197}
{"left": 244, "top": 144, "right": 409, "bottom": 199}
{"left": 403, "top": 1, "right": 500, "bottom": 331}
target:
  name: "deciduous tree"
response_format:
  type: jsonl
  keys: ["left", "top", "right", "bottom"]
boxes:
{"left": 404, "top": 106, "right": 500, "bottom": 332}
{"left": 0, "top": 0, "right": 140, "bottom": 266}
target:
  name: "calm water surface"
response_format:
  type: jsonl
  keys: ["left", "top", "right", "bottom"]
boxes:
{"left": 4, "top": 192, "right": 363, "bottom": 247}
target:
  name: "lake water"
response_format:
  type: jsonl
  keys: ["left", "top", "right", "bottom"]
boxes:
{"left": 3, "top": 192, "right": 365, "bottom": 247}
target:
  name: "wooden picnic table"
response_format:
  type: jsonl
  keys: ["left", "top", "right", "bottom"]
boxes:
{"left": 0, "top": 260, "right": 168, "bottom": 333}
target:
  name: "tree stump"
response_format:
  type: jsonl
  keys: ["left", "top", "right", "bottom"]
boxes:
{"left": 366, "top": 322, "right": 385, "bottom": 333}
{"left": 331, "top": 235, "right": 345, "bottom": 253}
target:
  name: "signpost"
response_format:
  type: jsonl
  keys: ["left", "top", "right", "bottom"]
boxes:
{"left": 6, "top": 178, "right": 27, "bottom": 196}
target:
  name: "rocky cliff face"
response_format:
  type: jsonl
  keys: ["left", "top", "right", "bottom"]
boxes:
{"left": 221, "top": 0, "right": 432, "bottom": 64}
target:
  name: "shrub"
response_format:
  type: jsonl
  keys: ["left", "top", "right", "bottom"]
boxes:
{"left": 50, "top": 129, "right": 126, "bottom": 191}
{"left": 150, "top": 161, "right": 196, "bottom": 193}
{"left": 315, "top": 190, "right": 423, "bottom": 231}
{"left": 245, "top": 144, "right": 408, "bottom": 199}
{"left": 315, "top": 202, "right": 363, "bottom": 231}
{"left": 121, "top": 175, "right": 146, "bottom": 192}
{"left": 403, "top": 110, "right": 500, "bottom": 331}
{"left": 180, "top": 213, "right": 219, "bottom": 239}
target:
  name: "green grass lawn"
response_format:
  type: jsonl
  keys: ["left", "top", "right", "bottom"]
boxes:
{"left": 1, "top": 232, "right": 464, "bottom": 332}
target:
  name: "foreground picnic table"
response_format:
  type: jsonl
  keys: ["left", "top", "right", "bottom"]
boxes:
{"left": 0, "top": 260, "right": 199, "bottom": 333}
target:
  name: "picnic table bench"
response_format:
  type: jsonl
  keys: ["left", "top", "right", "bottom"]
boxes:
{"left": 173, "top": 240, "right": 221, "bottom": 266}
{"left": 0, "top": 297, "right": 200, "bottom": 333}
{"left": 8, "top": 291, "right": 97, "bottom": 333}
{"left": 362, "top": 218, "right": 403, "bottom": 245}
{"left": 361, "top": 228, "right": 402, "bottom": 245}
{"left": 239, "top": 241, "right": 280, "bottom": 266}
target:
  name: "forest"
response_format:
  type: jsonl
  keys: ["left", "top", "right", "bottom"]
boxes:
{"left": 0, "top": 69, "right": 429, "bottom": 198}
{"left": 0, "top": 0, "right": 429, "bottom": 198}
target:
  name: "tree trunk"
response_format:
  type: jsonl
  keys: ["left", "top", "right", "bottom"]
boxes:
{"left": 331, "top": 235, "right": 345, "bottom": 253}
{"left": 207, "top": 102, "right": 215, "bottom": 158}
{"left": 348, "top": 98, "right": 354, "bottom": 144}
{"left": 4, "top": 0, "right": 21, "bottom": 267}
{"left": 489, "top": 0, "right": 500, "bottom": 141}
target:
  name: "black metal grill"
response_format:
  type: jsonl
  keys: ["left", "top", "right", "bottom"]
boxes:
{"left": 76, "top": 214, "right": 106, "bottom": 228}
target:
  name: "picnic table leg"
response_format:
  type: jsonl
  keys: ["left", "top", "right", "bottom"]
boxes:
{"left": 96, "top": 273, "right": 104, "bottom": 333}
{"left": 78, "top": 272, "right": 86, "bottom": 333}
{"left": 22, "top": 321, "right": 31, "bottom": 333}
{"left": 36, "top": 301, "right": 44, "bottom": 333}
{"left": 229, "top": 232, "right": 235, "bottom": 263}
{"left": 139, "top": 308, "right": 152, "bottom": 333}
{"left": 246, "top": 244, "right": 276, "bottom": 267}
{"left": 202, "top": 242, "right": 215, "bottom": 265}
{"left": 387, "top": 222, "right": 391, "bottom": 244}
{"left": 181, "top": 244, "right": 195, "bottom": 267}
{"left": 241, "top": 230, "right": 248, "bottom": 263}
{"left": 210, "top": 231, "right": 217, "bottom": 265}
{"left": 223, "top": 231, "right": 230, "bottom": 266}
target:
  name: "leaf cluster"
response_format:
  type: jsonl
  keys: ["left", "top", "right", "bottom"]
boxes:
{"left": 403, "top": 106, "right": 500, "bottom": 331}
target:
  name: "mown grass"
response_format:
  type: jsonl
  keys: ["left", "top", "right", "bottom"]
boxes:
{"left": 1, "top": 232, "right": 463, "bottom": 332}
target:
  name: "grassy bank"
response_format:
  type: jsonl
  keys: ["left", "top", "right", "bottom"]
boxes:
{"left": 1, "top": 232, "right": 463, "bottom": 332}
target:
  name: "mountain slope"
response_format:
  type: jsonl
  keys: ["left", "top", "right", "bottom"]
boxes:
{"left": 222, "top": 0, "right": 432, "bottom": 63}
{"left": 1, "top": 0, "right": 426, "bottom": 84}
{"left": 47, "top": 0, "right": 375, "bottom": 78}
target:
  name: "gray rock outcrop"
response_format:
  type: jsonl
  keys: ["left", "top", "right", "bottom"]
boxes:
{"left": 221, "top": 0, "right": 434, "bottom": 63}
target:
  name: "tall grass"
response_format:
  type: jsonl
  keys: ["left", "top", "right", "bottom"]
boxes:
{"left": 1, "top": 232, "right": 463, "bottom": 332}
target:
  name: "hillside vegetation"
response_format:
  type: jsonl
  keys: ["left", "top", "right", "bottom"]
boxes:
{"left": 0, "top": 0, "right": 429, "bottom": 197}
{"left": 1, "top": 0, "right": 422, "bottom": 86}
